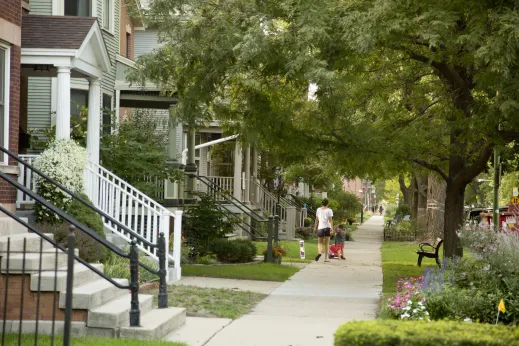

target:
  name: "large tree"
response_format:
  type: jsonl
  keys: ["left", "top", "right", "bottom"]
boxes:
{"left": 130, "top": 0, "right": 519, "bottom": 257}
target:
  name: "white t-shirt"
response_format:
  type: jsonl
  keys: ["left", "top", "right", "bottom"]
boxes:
{"left": 317, "top": 207, "right": 333, "bottom": 229}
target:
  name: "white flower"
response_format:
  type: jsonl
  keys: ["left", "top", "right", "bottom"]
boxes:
{"left": 425, "top": 312, "right": 430, "bottom": 316}
{"left": 463, "top": 318, "right": 472, "bottom": 323}
{"left": 400, "top": 313, "right": 410, "bottom": 319}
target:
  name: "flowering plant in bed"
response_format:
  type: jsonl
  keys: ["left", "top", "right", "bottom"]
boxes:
{"left": 386, "top": 276, "right": 430, "bottom": 321}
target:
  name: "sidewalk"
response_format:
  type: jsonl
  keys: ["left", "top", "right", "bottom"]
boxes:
{"left": 204, "top": 215, "right": 384, "bottom": 346}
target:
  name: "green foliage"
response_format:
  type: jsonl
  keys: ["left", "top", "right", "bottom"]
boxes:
{"left": 209, "top": 238, "right": 257, "bottom": 263}
{"left": 182, "top": 193, "right": 241, "bottom": 254}
{"left": 334, "top": 320, "right": 519, "bottom": 346}
{"left": 385, "top": 204, "right": 397, "bottom": 219}
{"left": 68, "top": 193, "right": 106, "bottom": 239}
{"left": 295, "top": 227, "right": 315, "bottom": 240}
{"left": 103, "top": 252, "right": 158, "bottom": 284}
{"left": 30, "top": 106, "right": 89, "bottom": 150}
{"left": 395, "top": 205, "right": 412, "bottom": 217}
{"left": 182, "top": 263, "right": 299, "bottom": 282}
{"left": 100, "top": 109, "right": 182, "bottom": 200}
{"left": 329, "top": 190, "right": 362, "bottom": 222}
{"left": 196, "top": 254, "right": 218, "bottom": 265}
{"left": 303, "top": 217, "right": 313, "bottom": 227}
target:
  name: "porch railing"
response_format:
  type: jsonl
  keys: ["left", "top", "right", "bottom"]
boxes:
{"left": 16, "top": 155, "right": 182, "bottom": 283}
{"left": 250, "top": 179, "right": 287, "bottom": 232}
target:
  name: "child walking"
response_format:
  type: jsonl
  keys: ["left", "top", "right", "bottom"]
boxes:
{"left": 335, "top": 224, "right": 346, "bottom": 260}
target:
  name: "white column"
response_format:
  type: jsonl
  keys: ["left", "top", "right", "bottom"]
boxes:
{"left": 86, "top": 78, "right": 101, "bottom": 165}
{"left": 55, "top": 66, "right": 72, "bottom": 139}
{"left": 115, "top": 89, "right": 120, "bottom": 129}
{"left": 233, "top": 141, "right": 243, "bottom": 200}
{"left": 244, "top": 145, "right": 251, "bottom": 204}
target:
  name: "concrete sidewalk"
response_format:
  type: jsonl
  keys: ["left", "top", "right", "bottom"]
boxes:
{"left": 204, "top": 215, "right": 384, "bottom": 346}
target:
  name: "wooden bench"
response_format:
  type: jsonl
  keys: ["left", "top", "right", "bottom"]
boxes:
{"left": 416, "top": 238, "right": 443, "bottom": 268}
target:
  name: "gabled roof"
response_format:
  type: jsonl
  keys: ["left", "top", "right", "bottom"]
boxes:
{"left": 22, "top": 16, "right": 96, "bottom": 50}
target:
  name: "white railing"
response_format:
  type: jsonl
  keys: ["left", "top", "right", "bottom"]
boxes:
{"left": 197, "top": 176, "right": 235, "bottom": 201}
{"left": 85, "top": 161, "right": 182, "bottom": 282}
{"left": 250, "top": 180, "right": 287, "bottom": 232}
{"left": 17, "top": 155, "right": 40, "bottom": 207}
{"left": 16, "top": 155, "right": 182, "bottom": 282}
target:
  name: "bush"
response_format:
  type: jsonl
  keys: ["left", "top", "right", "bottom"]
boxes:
{"left": 209, "top": 238, "right": 257, "bottom": 263}
{"left": 34, "top": 139, "right": 87, "bottom": 223}
{"left": 295, "top": 227, "right": 314, "bottom": 240}
{"left": 196, "top": 254, "right": 218, "bottom": 265}
{"left": 395, "top": 204, "right": 411, "bottom": 217}
{"left": 36, "top": 222, "right": 107, "bottom": 263}
{"left": 303, "top": 217, "right": 313, "bottom": 227}
{"left": 103, "top": 252, "right": 158, "bottom": 284}
{"left": 334, "top": 320, "right": 519, "bottom": 346}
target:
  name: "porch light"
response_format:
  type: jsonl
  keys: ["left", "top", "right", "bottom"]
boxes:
{"left": 33, "top": 64, "right": 50, "bottom": 72}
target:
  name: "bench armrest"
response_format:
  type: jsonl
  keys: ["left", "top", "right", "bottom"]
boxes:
{"left": 419, "top": 243, "right": 434, "bottom": 251}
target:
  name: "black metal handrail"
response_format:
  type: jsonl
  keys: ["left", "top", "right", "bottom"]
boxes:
{"left": 193, "top": 174, "right": 267, "bottom": 221}
{"left": 0, "top": 146, "right": 154, "bottom": 248}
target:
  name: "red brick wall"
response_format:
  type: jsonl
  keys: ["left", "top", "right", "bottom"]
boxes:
{"left": 0, "top": 274, "right": 88, "bottom": 321}
{"left": 0, "top": 0, "right": 21, "bottom": 208}
{"left": 119, "top": 0, "right": 134, "bottom": 60}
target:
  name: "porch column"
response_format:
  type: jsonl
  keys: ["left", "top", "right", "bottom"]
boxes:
{"left": 86, "top": 78, "right": 101, "bottom": 165}
{"left": 233, "top": 141, "right": 243, "bottom": 201}
{"left": 251, "top": 147, "right": 259, "bottom": 204}
{"left": 185, "top": 127, "right": 197, "bottom": 200}
{"left": 164, "top": 114, "right": 183, "bottom": 206}
{"left": 244, "top": 145, "right": 251, "bottom": 204}
{"left": 55, "top": 66, "right": 72, "bottom": 139}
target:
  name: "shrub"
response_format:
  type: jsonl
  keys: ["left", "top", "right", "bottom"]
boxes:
{"left": 103, "top": 252, "right": 158, "bottom": 284}
{"left": 36, "top": 222, "right": 107, "bottom": 263}
{"left": 303, "top": 217, "right": 313, "bottom": 227}
{"left": 295, "top": 227, "right": 314, "bottom": 240}
{"left": 395, "top": 204, "right": 411, "bottom": 217}
{"left": 196, "top": 254, "right": 218, "bottom": 265}
{"left": 68, "top": 193, "right": 106, "bottom": 239}
{"left": 209, "top": 238, "right": 257, "bottom": 263}
{"left": 334, "top": 320, "right": 519, "bottom": 346}
{"left": 34, "top": 139, "right": 87, "bottom": 223}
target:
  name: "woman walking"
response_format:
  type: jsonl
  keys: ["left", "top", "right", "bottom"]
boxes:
{"left": 314, "top": 198, "right": 333, "bottom": 262}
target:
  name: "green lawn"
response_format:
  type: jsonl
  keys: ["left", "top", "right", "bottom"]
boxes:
{"left": 182, "top": 263, "right": 299, "bottom": 281}
{"left": 256, "top": 240, "right": 318, "bottom": 261}
{"left": 381, "top": 241, "right": 436, "bottom": 295}
{"left": 144, "top": 285, "right": 266, "bottom": 319}
{"left": 2, "top": 334, "right": 185, "bottom": 346}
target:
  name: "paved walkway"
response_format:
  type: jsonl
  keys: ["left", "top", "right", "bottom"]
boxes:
{"left": 203, "top": 215, "right": 384, "bottom": 346}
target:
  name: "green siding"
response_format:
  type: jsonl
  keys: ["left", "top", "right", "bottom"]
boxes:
{"left": 27, "top": 77, "right": 52, "bottom": 130}
{"left": 30, "top": 0, "right": 52, "bottom": 15}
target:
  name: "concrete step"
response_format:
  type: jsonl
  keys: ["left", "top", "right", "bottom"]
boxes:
{"left": 0, "top": 232, "right": 54, "bottom": 252}
{"left": 30, "top": 263, "right": 104, "bottom": 292}
{"left": 59, "top": 278, "right": 128, "bottom": 310}
{"left": 0, "top": 217, "right": 29, "bottom": 236}
{"left": 119, "top": 307, "right": 186, "bottom": 340}
{"left": 0, "top": 249, "right": 70, "bottom": 273}
{"left": 87, "top": 294, "right": 154, "bottom": 328}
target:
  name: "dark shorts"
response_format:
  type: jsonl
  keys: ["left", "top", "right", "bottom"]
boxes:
{"left": 317, "top": 228, "right": 331, "bottom": 237}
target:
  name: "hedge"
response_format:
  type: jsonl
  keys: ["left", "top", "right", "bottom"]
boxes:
{"left": 334, "top": 320, "right": 519, "bottom": 346}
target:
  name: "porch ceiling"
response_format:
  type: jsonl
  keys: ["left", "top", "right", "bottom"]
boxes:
{"left": 20, "top": 15, "right": 111, "bottom": 79}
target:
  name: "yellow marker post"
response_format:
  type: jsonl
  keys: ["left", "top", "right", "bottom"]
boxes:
{"left": 496, "top": 299, "right": 506, "bottom": 324}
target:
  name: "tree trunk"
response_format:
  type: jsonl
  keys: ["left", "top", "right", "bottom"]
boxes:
{"left": 411, "top": 177, "right": 419, "bottom": 226}
{"left": 426, "top": 176, "right": 446, "bottom": 240}
{"left": 398, "top": 175, "right": 413, "bottom": 207}
{"left": 416, "top": 176, "right": 428, "bottom": 234}
{"left": 443, "top": 181, "right": 465, "bottom": 258}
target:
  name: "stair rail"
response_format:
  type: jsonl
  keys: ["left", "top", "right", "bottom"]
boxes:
{"left": 250, "top": 179, "right": 288, "bottom": 231}
{"left": 0, "top": 165, "right": 169, "bottom": 328}
{"left": 189, "top": 174, "right": 268, "bottom": 239}
{"left": 15, "top": 152, "right": 182, "bottom": 283}
{"left": 84, "top": 160, "right": 181, "bottom": 281}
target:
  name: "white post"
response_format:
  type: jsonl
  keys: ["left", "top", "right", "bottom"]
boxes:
{"left": 55, "top": 66, "right": 71, "bottom": 139}
{"left": 162, "top": 210, "right": 171, "bottom": 283}
{"left": 173, "top": 210, "right": 183, "bottom": 282}
{"left": 287, "top": 206, "right": 297, "bottom": 239}
{"left": 85, "top": 78, "right": 101, "bottom": 203}
{"left": 233, "top": 141, "right": 243, "bottom": 201}
{"left": 244, "top": 145, "right": 251, "bottom": 204}
{"left": 115, "top": 89, "right": 120, "bottom": 130}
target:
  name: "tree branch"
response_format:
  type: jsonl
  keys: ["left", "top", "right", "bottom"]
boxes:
{"left": 411, "top": 158, "right": 449, "bottom": 182}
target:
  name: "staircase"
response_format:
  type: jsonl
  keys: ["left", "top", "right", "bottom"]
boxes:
{"left": 0, "top": 217, "right": 186, "bottom": 339}
{"left": 16, "top": 154, "right": 182, "bottom": 283}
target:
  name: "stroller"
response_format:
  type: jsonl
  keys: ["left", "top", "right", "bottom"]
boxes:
{"left": 328, "top": 244, "right": 340, "bottom": 259}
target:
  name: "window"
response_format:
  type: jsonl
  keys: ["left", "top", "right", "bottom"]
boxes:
{"left": 126, "top": 33, "right": 131, "bottom": 59}
{"left": 70, "top": 89, "right": 88, "bottom": 119}
{"left": 102, "top": 94, "right": 112, "bottom": 135}
{"left": 0, "top": 45, "right": 9, "bottom": 163}
{"left": 65, "top": 0, "right": 91, "bottom": 16}
{"left": 102, "top": 0, "right": 112, "bottom": 31}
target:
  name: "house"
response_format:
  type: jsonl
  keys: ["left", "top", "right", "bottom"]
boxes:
{"left": 0, "top": 0, "right": 23, "bottom": 215}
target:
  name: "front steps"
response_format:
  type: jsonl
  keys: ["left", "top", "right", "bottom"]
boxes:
{"left": 0, "top": 218, "right": 186, "bottom": 340}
